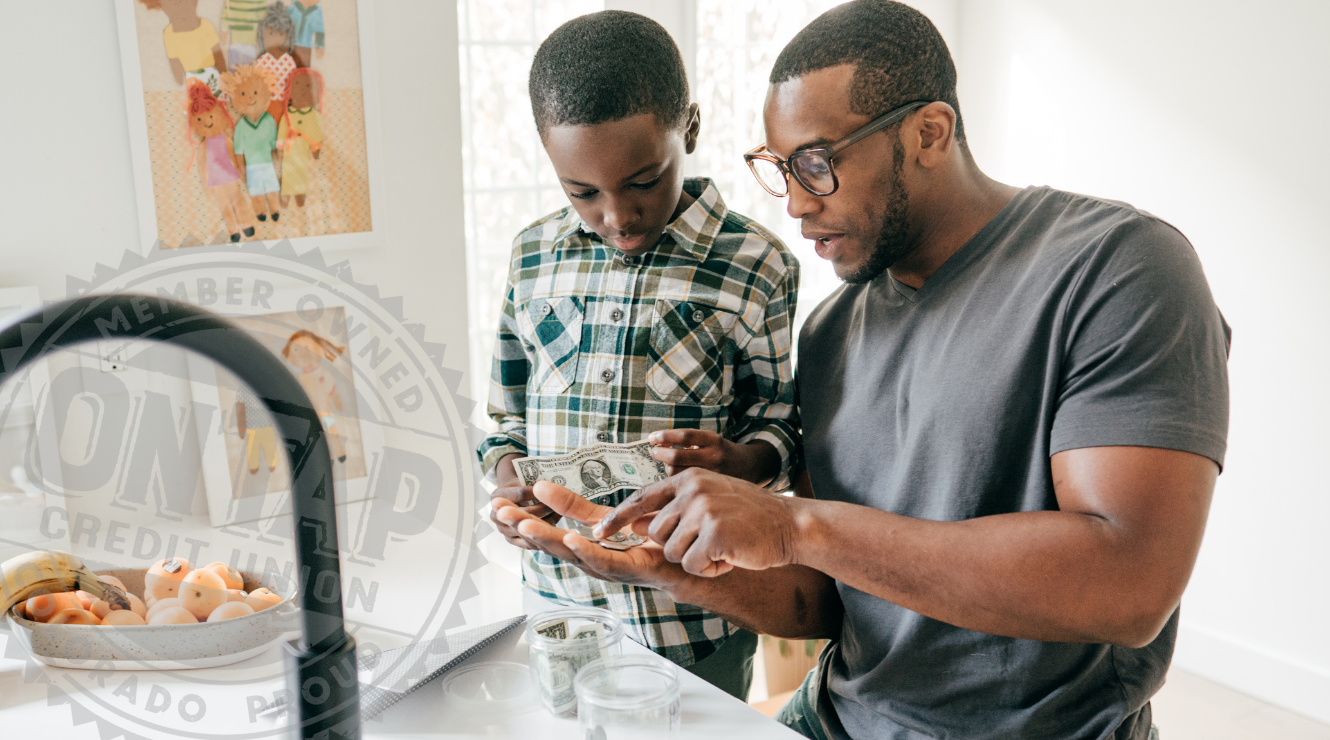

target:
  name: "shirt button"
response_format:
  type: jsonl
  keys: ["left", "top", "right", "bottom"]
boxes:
{"left": 540, "top": 303, "right": 552, "bottom": 316}
{"left": 691, "top": 309, "right": 706, "bottom": 323}
{"left": 610, "top": 309, "right": 624, "bottom": 322}
{"left": 623, "top": 255, "right": 637, "bottom": 266}
{"left": 601, "top": 369, "right": 615, "bottom": 382}
{"left": 596, "top": 432, "right": 609, "bottom": 442}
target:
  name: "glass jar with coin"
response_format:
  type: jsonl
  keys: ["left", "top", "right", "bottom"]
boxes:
{"left": 526, "top": 607, "right": 624, "bottom": 715}
{"left": 575, "top": 655, "right": 682, "bottom": 738}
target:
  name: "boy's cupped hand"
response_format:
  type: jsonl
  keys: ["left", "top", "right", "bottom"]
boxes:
{"left": 491, "top": 453, "right": 560, "bottom": 550}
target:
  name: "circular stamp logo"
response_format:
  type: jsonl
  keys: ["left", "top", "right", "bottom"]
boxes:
{"left": 0, "top": 241, "right": 488, "bottom": 738}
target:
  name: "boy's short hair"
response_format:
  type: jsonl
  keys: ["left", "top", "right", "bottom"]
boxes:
{"left": 529, "top": 10, "right": 690, "bottom": 137}
{"left": 770, "top": 0, "right": 966, "bottom": 145}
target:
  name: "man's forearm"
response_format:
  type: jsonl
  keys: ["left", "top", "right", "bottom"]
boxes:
{"left": 790, "top": 488, "right": 1203, "bottom": 647}
{"left": 665, "top": 563, "right": 841, "bottom": 640}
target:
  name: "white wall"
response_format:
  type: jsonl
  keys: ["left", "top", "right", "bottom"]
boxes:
{"left": 0, "top": 1, "right": 471, "bottom": 396}
{"left": 956, "top": 0, "right": 1330, "bottom": 723}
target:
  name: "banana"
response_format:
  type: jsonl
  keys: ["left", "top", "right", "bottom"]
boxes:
{"left": 1, "top": 549, "right": 130, "bottom": 618}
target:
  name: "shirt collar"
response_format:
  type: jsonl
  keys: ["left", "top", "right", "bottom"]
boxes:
{"left": 548, "top": 178, "right": 727, "bottom": 261}
{"left": 550, "top": 207, "right": 584, "bottom": 248}
{"left": 663, "top": 178, "right": 726, "bottom": 262}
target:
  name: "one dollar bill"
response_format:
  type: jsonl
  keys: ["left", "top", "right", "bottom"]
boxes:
{"left": 532, "top": 618, "right": 611, "bottom": 714}
{"left": 513, "top": 440, "right": 667, "bottom": 502}
{"left": 513, "top": 441, "right": 662, "bottom": 551}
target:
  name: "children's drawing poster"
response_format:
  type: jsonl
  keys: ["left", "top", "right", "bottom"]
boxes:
{"left": 117, "top": 0, "right": 381, "bottom": 251}
{"left": 213, "top": 307, "right": 368, "bottom": 499}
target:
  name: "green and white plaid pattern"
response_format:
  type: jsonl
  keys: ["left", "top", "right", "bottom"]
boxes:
{"left": 478, "top": 178, "right": 800, "bottom": 666}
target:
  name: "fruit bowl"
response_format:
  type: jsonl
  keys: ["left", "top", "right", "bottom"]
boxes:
{"left": 4, "top": 569, "right": 300, "bottom": 669}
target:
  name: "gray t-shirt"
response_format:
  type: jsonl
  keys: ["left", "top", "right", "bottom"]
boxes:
{"left": 797, "top": 187, "right": 1230, "bottom": 740}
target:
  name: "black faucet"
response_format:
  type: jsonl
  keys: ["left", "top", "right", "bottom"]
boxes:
{"left": 0, "top": 294, "right": 360, "bottom": 739}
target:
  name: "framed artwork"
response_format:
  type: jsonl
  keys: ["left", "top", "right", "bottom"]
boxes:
{"left": 115, "top": 0, "right": 384, "bottom": 252}
{"left": 185, "top": 292, "right": 384, "bottom": 527}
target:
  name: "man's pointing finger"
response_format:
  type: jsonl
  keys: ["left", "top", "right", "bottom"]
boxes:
{"left": 593, "top": 476, "right": 682, "bottom": 538}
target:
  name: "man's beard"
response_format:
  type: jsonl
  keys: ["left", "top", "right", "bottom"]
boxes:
{"left": 841, "top": 137, "right": 913, "bottom": 285}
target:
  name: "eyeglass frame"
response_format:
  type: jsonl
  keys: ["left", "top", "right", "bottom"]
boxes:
{"left": 744, "top": 100, "right": 932, "bottom": 197}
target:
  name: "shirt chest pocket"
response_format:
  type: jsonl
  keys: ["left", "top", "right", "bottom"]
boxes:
{"left": 647, "top": 300, "right": 733, "bottom": 405}
{"left": 525, "top": 296, "right": 584, "bottom": 394}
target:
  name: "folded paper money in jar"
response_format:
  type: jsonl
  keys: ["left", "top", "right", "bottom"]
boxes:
{"left": 526, "top": 607, "right": 624, "bottom": 715}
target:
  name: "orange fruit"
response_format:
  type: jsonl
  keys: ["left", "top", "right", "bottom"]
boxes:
{"left": 148, "top": 607, "right": 197, "bottom": 625}
{"left": 245, "top": 588, "right": 282, "bottom": 612}
{"left": 202, "top": 562, "right": 244, "bottom": 590}
{"left": 75, "top": 591, "right": 95, "bottom": 611}
{"left": 48, "top": 608, "right": 100, "bottom": 625}
{"left": 90, "top": 599, "right": 114, "bottom": 619}
{"left": 97, "top": 574, "right": 126, "bottom": 591}
{"left": 207, "top": 601, "right": 255, "bottom": 622}
{"left": 102, "top": 610, "right": 147, "bottom": 626}
{"left": 126, "top": 593, "right": 147, "bottom": 618}
{"left": 145, "top": 558, "right": 191, "bottom": 601}
{"left": 145, "top": 597, "right": 182, "bottom": 622}
{"left": 179, "top": 569, "right": 227, "bottom": 621}
{"left": 226, "top": 589, "right": 248, "bottom": 603}
{"left": 145, "top": 580, "right": 176, "bottom": 602}
{"left": 26, "top": 592, "right": 82, "bottom": 623}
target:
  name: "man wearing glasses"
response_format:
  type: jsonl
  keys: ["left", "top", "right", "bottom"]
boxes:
{"left": 495, "top": 2, "right": 1230, "bottom": 738}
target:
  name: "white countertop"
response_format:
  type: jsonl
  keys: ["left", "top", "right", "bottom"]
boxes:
{"left": 0, "top": 566, "right": 800, "bottom": 739}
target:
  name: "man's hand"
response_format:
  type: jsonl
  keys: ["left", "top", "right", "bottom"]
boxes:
{"left": 492, "top": 482, "right": 685, "bottom": 589}
{"left": 498, "top": 480, "right": 844, "bottom": 641}
{"left": 594, "top": 468, "right": 799, "bottom": 577}
{"left": 648, "top": 430, "right": 780, "bottom": 486}
{"left": 489, "top": 453, "right": 558, "bottom": 550}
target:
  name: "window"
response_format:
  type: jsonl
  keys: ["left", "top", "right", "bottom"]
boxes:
{"left": 456, "top": 0, "right": 602, "bottom": 413}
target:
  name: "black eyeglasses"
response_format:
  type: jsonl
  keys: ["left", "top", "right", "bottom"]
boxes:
{"left": 744, "top": 100, "right": 931, "bottom": 197}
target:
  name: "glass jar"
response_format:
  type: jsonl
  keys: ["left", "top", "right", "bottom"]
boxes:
{"left": 575, "top": 655, "right": 681, "bottom": 738}
{"left": 526, "top": 607, "right": 624, "bottom": 715}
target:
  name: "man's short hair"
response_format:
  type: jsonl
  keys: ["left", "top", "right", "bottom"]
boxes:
{"left": 770, "top": 0, "right": 966, "bottom": 144}
{"left": 529, "top": 10, "right": 690, "bottom": 137}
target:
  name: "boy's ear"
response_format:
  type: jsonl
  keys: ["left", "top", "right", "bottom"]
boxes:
{"left": 684, "top": 103, "right": 700, "bottom": 155}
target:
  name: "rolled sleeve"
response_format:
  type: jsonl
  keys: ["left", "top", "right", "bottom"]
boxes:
{"left": 728, "top": 254, "right": 801, "bottom": 490}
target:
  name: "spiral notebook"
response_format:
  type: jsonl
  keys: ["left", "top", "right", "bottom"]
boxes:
{"left": 259, "top": 615, "right": 527, "bottom": 720}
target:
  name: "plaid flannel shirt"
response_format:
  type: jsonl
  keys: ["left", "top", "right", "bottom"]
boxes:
{"left": 477, "top": 178, "right": 800, "bottom": 666}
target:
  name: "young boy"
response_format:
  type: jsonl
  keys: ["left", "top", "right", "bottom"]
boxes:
{"left": 477, "top": 11, "right": 800, "bottom": 700}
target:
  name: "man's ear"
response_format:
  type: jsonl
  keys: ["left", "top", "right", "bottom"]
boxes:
{"left": 914, "top": 102, "right": 956, "bottom": 168}
{"left": 684, "top": 103, "right": 701, "bottom": 155}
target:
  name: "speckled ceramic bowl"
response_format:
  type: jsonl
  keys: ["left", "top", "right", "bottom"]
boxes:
{"left": 4, "top": 568, "right": 300, "bottom": 670}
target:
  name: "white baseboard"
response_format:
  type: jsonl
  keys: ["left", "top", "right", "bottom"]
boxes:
{"left": 1173, "top": 621, "right": 1330, "bottom": 725}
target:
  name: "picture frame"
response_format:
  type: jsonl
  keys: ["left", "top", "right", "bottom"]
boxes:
{"left": 114, "top": 0, "right": 386, "bottom": 254}
{"left": 184, "top": 289, "right": 385, "bottom": 527}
